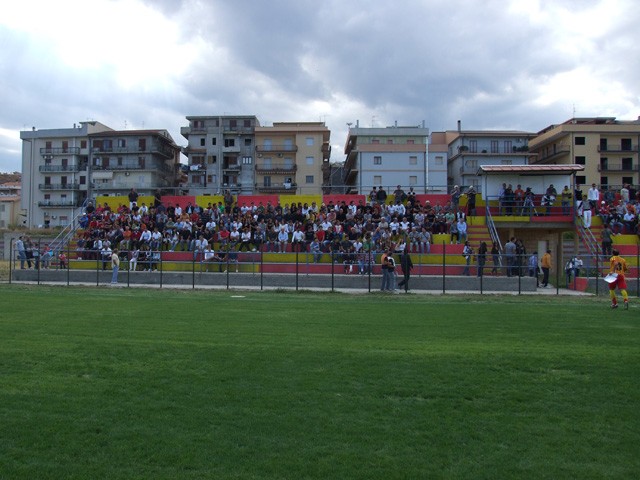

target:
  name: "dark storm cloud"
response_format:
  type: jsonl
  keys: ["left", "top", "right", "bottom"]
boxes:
{"left": 0, "top": 0, "right": 639, "bottom": 172}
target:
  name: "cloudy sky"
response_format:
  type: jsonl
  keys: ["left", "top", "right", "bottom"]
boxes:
{"left": 1, "top": 0, "right": 639, "bottom": 173}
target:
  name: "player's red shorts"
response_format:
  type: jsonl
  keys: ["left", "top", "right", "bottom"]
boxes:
{"left": 609, "top": 274, "right": 627, "bottom": 290}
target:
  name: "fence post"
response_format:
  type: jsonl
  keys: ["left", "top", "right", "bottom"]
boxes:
{"left": 8, "top": 239, "right": 13, "bottom": 284}
{"left": 260, "top": 249, "right": 263, "bottom": 291}
{"left": 331, "top": 251, "right": 335, "bottom": 292}
{"left": 295, "top": 250, "right": 299, "bottom": 291}
{"left": 159, "top": 250, "right": 163, "bottom": 289}
{"left": 442, "top": 242, "right": 445, "bottom": 294}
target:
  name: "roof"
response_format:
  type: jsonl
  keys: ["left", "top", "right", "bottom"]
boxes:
{"left": 478, "top": 164, "right": 585, "bottom": 175}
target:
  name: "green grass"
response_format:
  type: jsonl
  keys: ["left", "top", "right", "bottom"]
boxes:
{"left": 1, "top": 285, "right": 639, "bottom": 479}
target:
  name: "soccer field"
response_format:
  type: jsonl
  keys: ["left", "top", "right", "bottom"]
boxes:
{"left": 1, "top": 285, "right": 638, "bottom": 479}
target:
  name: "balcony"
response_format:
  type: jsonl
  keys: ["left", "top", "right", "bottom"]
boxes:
{"left": 255, "top": 164, "right": 297, "bottom": 175}
{"left": 535, "top": 145, "right": 571, "bottom": 163}
{"left": 40, "top": 147, "right": 81, "bottom": 156}
{"left": 91, "top": 143, "right": 175, "bottom": 159}
{"left": 39, "top": 165, "right": 81, "bottom": 173}
{"left": 255, "top": 145, "right": 298, "bottom": 153}
{"left": 223, "top": 162, "right": 241, "bottom": 172}
{"left": 256, "top": 184, "right": 297, "bottom": 194}
{"left": 598, "top": 144, "right": 638, "bottom": 153}
{"left": 38, "top": 201, "right": 79, "bottom": 207}
{"left": 598, "top": 162, "right": 638, "bottom": 172}
{"left": 39, "top": 183, "right": 80, "bottom": 191}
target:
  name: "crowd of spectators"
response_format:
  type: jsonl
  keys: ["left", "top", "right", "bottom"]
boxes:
{"left": 72, "top": 186, "right": 482, "bottom": 272}
{"left": 18, "top": 181, "right": 634, "bottom": 275}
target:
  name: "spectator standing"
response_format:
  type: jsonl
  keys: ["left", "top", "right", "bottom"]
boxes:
{"left": 504, "top": 237, "right": 516, "bottom": 277}
{"left": 397, "top": 247, "right": 413, "bottom": 292}
{"left": 587, "top": 183, "right": 600, "bottom": 210}
{"left": 465, "top": 186, "right": 477, "bottom": 216}
{"left": 128, "top": 188, "right": 139, "bottom": 210}
{"left": 111, "top": 248, "right": 120, "bottom": 284}
{"left": 15, "top": 236, "right": 26, "bottom": 269}
{"left": 528, "top": 251, "right": 540, "bottom": 287}
{"left": 574, "top": 184, "right": 584, "bottom": 215}
{"left": 541, "top": 249, "right": 552, "bottom": 288}
{"left": 561, "top": 186, "right": 572, "bottom": 215}
{"left": 462, "top": 241, "right": 473, "bottom": 276}
{"left": 491, "top": 242, "right": 501, "bottom": 275}
{"left": 476, "top": 241, "right": 487, "bottom": 277}
{"left": 451, "top": 185, "right": 461, "bottom": 211}
{"left": 376, "top": 186, "right": 388, "bottom": 206}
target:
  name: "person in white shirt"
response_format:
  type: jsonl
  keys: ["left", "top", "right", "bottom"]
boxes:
{"left": 277, "top": 226, "right": 289, "bottom": 253}
{"left": 457, "top": 219, "right": 468, "bottom": 244}
{"left": 587, "top": 183, "right": 600, "bottom": 210}
{"left": 291, "top": 228, "right": 305, "bottom": 252}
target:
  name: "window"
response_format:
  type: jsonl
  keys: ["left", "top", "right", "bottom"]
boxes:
{"left": 211, "top": 137, "right": 217, "bottom": 146}
{"left": 242, "top": 156, "right": 252, "bottom": 165}
{"left": 193, "top": 120, "right": 204, "bottom": 129}
{"left": 387, "top": 139, "right": 393, "bottom": 144}
{"left": 622, "top": 176, "right": 633, "bottom": 186}
{"left": 575, "top": 156, "right": 586, "bottom": 165}
{"left": 504, "top": 141, "right": 512, "bottom": 152}
{"left": 409, "top": 176, "right": 417, "bottom": 186}
{"left": 208, "top": 155, "right": 217, "bottom": 164}
{"left": 409, "top": 156, "right": 417, "bottom": 165}
{"left": 263, "top": 176, "right": 271, "bottom": 187}
{"left": 306, "top": 156, "right": 314, "bottom": 165}
{"left": 81, "top": 140, "right": 87, "bottom": 149}
{"left": 229, "top": 119, "right": 237, "bottom": 129}
{"left": 575, "top": 136, "right": 586, "bottom": 145}
{"left": 621, "top": 138, "right": 632, "bottom": 151}
{"left": 491, "top": 141, "right": 499, "bottom": 153}
{"left": 600, "top": 158, "right": 608, "bottom": 170}
{"left": 407, "top": 139, "right": 415, "bottom": 145}
{"left": 469, "top": 140, "right": 477, "bottom": 153}
{"left": 372, "top": 139, "right": 380, "bottom": 144}
{"left": 576, "top": 175, "right": 586, "bottom": 185}
{"left": 79, "top": 176, "right": 86, "bottom": 185}
{"left": 306, "top": 137, "right": 314, "bottom": 146}
{"left": 192, "top": 175, "right": 201, "bottom": 184}
{"left": 435, "top": 156, "right": 444, "bottom": 165}
{"left": 117, "top": 139, "right": 126, "bottom": 148}
{"left": 373, "top": 156, "right": 382, "bottom": 165}
{"left": 224, "top": 138, "right": 235, "bottom": 147}
{"left": 305, "top": 175, "right": 314, "bottom": 184}
{"left": 373, "top": 175, "right": 382, "bottom": 185}
{"left": 62, "top": 141, "right": 68, "bottom": 152}
{"left": 622, "top": 157, "right": 633, "bottom": 170}
{"left": 200, "top": 138, "right": 205, "bottom": 147}
{"left": 600, "top": 177, "right": 608, "bottom": 188}
{"left": 244, "top": 119, "right": 251, "bottom": 128}
{"left": 600, "top": 138, "right": 607, "bottom": 151}
{"left": 244, "top": 138, "right": 251, "bottom": 146}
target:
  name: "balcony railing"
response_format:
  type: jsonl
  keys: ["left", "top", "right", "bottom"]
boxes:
{"left": 39, "top": 183, "right": 80, "bottom": 190}
{"left": 255, "top": 164, "right": 297, "bottom": 174}
{"left": 597, "top": 144, "right": 638, "bottom": 153}
{"left": 91, "top": 143, "right": 175, "bottom": 158}
{"left": 598, "top": 163, "right": 638, "bottom": 172}
{"left": 40, "top": 147, "right": 81, "bottom": 156}
{"left": 38, "top": 201, "right": 79, "bottom": 207}
{"left": 256, "top": 184, "right": 297, "bottom": 193}
{"left": 255, "top": 145, "right": 298, "bottom": 153}
{"left": 39, "top": 165, "right": 81, "bottom": 172}
{"left": 535, "top": 145, "right": 571, "bottom": 163}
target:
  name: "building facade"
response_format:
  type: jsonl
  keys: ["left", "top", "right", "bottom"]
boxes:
{"left": 528, "top": 117, "right": 640, "bottom": 189}
{"left": 343, "top": 122, "right": 430, "bottom": 194}
{"left": 446, "top": 124, "right": 536, "bottom": 191}
{"left": 181, "top": 115, "right": 259, "bottom": 195}
{"left": 20, "top": 121, "right": 181, "bottom": 228}
{"left": 427, "top": 132, "right": 449, "bottom": 192}
{"left": 254, "top": 122, "right": 331, "bottom": 195}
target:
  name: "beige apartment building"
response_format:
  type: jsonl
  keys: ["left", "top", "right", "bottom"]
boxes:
{"left": 529, "top": 117, "right": 640, "bottom": 189}
{"left": 254, "top": 122, "right": 331, "bottom": 194}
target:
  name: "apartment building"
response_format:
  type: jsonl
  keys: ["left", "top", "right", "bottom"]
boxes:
{"left": 427, "top": 132, "right": 449, "bottom": 192}
{"left": 528, "top": 117, "right": 640, "bottom": 189}
{"left": 343, "top": 122, "right": 429, "bottom": 194}
{"left": 181, "top": 115, "right": 259, "bottom": 195}
{"left": 446, "top": 123, "right": 536, "bottom": 190}
{"left": 254, "top": 122, "right": 331, "bottom": 194}
{"left": 20, "top": 121, "right": 181, "bottom": 228}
